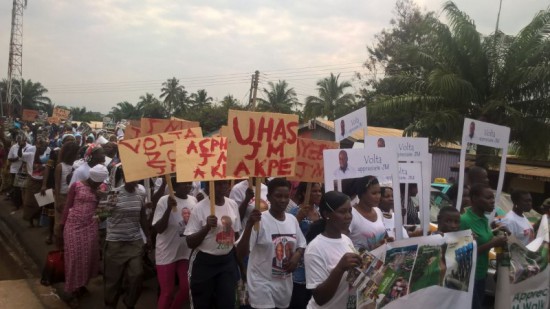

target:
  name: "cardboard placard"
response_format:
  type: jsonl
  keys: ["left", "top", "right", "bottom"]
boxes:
{"left": 175, "top": 137, "right": 233, "bottom": 182}
{"left": 226, "top": 110, "right": 299, "bottom": 178}
{"left": 334, "top": 107, "right": 367, "bottom": 142}
{"left": 124, "top": 125, "right": 141, "bottom": 139}
{"left": 48, "top": 116, "right": 61, "bottom": 124}
{"left": 288, "top": 138, "right": 339, "bottom": 183}
{"left": 219, "top": 125, "right": 230, "bottom": 137}
{"left": 118, "top": 128, "right": 203, "bottom": 182}
{"left": 22, "top": 109, "right": 39, "bottom": 122}
{"left": 140, "top": 118, "right": 200, "bottom": 136}
{"left": 53, "top": 107, "right": 70, "bottom": 120}
{"left": 456, "top": 118, "right": 510, "bottom": 210}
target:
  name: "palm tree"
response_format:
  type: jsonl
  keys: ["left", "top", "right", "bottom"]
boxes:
{"left": 160, "top": 77, "right": 187, "bottom": 116}
{"left": 189, "top": 89, "right": 213, "bottom": 109}
{"left": 369, "top": 1, "right": 550, "bottom": 159}
{"left": 137, "top": 93, "right": 166, "bottom": 118}
{"left": 304, "top": 73, "right": 355, "bottom": 120}
{"left": 220, "top": 95, "right": 241, "bottom": 111}
{"left": 110, "top": 101, "right": 142, "bottom": 121}
{"left": 257, "top": 80, "right": 299, "bottom": 114}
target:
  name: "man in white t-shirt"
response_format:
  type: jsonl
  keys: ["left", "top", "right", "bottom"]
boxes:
{"left": 153, "top": 179, "right": 197, "bottom": 308}
{"left": 236, "top": 178, "right": 306, "bottom": 309}
{"left": 502, "top": 190, "right": 535, "bottom": 246}
{"left": 7, "top": 136, "right": 31, "bottom": 210}
{"left": 229, "top": 179, "right": 269, "bottom": 229}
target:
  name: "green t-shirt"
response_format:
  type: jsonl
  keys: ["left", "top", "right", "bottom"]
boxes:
{"left": 460, "top": 208, "right": 493, "bottom": 279}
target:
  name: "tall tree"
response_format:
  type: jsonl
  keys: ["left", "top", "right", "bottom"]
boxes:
{"left": 110, "top": 101, "right": 142, "bottom": 121}
{"left": 304, "top": 73, "right": 355, "bottom": 120}
{"left": 137, "top": 93, "right": 166, "bottom": 118}
{"left": 257, "top": 80, "right": 299, "bottom": 114}
{"left": 368, "top": 1, "right": 550, "bottom": 159}
{"left": 189, "top": 89, "right": 213, "bottom": 109}
{"left": 160, "top": 77, "right": 188, "bottom": 116}
{"left": 220, "top": 94, "right": 241, "bottom": 111}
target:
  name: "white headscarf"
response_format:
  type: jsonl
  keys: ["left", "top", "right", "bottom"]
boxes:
{"left": 89, "top": 164, "right": 109, "bottom": 183}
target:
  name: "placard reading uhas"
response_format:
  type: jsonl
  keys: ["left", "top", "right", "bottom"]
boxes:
{"left": 226, "top": 110, "right": 298, "bottom": 178}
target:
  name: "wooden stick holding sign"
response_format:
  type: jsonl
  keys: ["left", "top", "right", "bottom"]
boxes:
{"left": 254, "top": 178, "right": 262, "bottom": 231}
{"left": 303, "top": 182, "right": 312, "bottom": 209}
{"left": 164, "top": 174, "right": 176, "bottom": 212}
{"left": 209, "top": 181, "right": 215, "bottom": 216}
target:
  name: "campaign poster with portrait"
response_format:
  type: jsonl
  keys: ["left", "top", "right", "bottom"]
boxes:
{"left": 365, "top": 137, "right": 431, "bottom": 236}
{"left": 334, "top": 107, "right": 368, "bottom": 143}
{"left": 215, "top": 215, "right": 237, "bottom": 250}
{"left": 456, "top": 118, "right": 510, "bottom": 211}
{"left": 495, "top": 216, "right": 549, "bottom": 309}
{"left": 323, "top": 147, "right": 404, "bottom": 239}
{"left": 355, "top": 230, "right": 476, "bottom": 309}
{"left": 271, "top": 234, "right": 297, "bottom": 279}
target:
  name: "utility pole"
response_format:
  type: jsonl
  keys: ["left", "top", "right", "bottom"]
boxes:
{"left": 6, "top": 0, "right": 28, "bottom": 118}
{"left": 248, "top": 74, "right": 254, "bottom": 108}
{"left": 250, "top": 70, "right": 260, "bottom": 111}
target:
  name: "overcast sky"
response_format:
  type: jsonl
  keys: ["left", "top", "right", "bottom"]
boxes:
{"left": 0, "top": 0, "right": 546, "bottom": 114}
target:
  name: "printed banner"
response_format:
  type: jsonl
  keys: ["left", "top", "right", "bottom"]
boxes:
{"left": 140, "top": 118, "right": 200, "bottom": 136}
{"left": 53, "top": 107, "right": 71, "bottom": 120}
{"left": 226, "top": 110, "right": 298, "bottom": 178}
{"left": 118, "top": 128, "right": 203, "bottom": 182}
{"left": 103, "top": 116, "right": 115, "bottom": 131}
{"left": 456, "top": 118, "right": 510, "bottom": 211}
{"left": 22, "top": 109, "right": 39, "bottom": 122}
{"left": 288, "top": 138, "right": 339, "bottom": 183}
{"left": 334, "top": 107, "right": 367, "bottom": 142}
{"left": 355, "top": 230, "right": 476, "bottom": 309}
{"left": 175, "top": 137, "right": 233, "bottom": 182}
{"left": 495, "top": 215, "right": 549, "bottom": 309}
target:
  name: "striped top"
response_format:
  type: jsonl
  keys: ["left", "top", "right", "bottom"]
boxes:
{"left": 106, "top": 185, "right": 146, "bottom": 242}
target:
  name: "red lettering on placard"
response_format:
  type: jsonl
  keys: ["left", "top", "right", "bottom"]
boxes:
{"left": 118, "top": 140, "right": 141, "bottom": 154}
{"left": 233, "top": 161, "right": 251, "bottom": 177}
{"left": 267, "top": 141, "right": 284, "bottom": 157}
{"left": 186, "top": 141, "right": 198, "bottom": 154}
{"left": 193, "top": 167, "right": 205, "bottom": 179}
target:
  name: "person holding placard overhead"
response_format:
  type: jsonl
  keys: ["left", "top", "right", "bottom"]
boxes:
{"left": 185, "top": 180, "right": 241, "bottom": 309}
{"left": 237, "top": 178, "right": 306, "bottom": 309}
{"left": 349, "top": 176, "right": 391, "bottom": 252}
{"left": 304, "top": 191, "right": 362, "bottom": 308}
{"left": 152, "top": 176, "right": 197, "bottom": 309}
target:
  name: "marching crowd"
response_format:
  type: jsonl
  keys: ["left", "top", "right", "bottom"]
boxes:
{"left": 0, "top": 120, "right": 549, "bottom": 309}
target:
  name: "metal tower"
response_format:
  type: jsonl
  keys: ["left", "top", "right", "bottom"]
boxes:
{"left": 5, "top": 0, "right": 27, "bottom": 117}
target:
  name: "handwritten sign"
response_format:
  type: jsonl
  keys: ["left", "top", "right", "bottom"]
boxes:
{"left": 226, "top": 110, "right": 298, "bottom": 178}
{"left": 288, "top": 138, "right": 338, "bottom": 183}
{"left": 124, "top": 125, "right": 142, "bottom": 140}
{"left": 176, "top": 137, "right": 234, "bottom": 182}
{"left": 22, "top": 109, "right": 39, "bottom": 122}
{"left": 118, "top": 128, "right": 203, "bottom": 182}
{"left": 48, "top": 116, "right": 61, "bottom": 124}
{"left": 53, "top": 107, "right": 70, "bottom": 120}
{"left": 140, "top": 118, "right": 200, "bottom": 136}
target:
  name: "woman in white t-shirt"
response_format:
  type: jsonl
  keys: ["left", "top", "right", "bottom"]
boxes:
{"left": 349, "top": 176, "right": 391, "bottom": 252}
{"left": 237, "top": 178, "right": 306, "bottom": 309}
{"left": 502, "top": 190, "right": 535, "bottom": 246}
{"left": 152, "top": 177, "right": 197, "bottom": 309}
{"left": 185, "top": 180, "right": 241, "bottom": 309}
{"left": 305, "top": 191, "right": 362, "bottom": 308}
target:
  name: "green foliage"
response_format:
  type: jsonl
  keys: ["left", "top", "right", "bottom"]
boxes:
{"left": 304, "top": 73, "right": 356, "bottom": 121}
{"left": 365, "top": 0, "right": 550, "bottom": 159}
{"left": 160, "top": 77, "right": 188, "bottom": 116}
{"left": 257, "top": 80, "right": 300, "bottom": 114}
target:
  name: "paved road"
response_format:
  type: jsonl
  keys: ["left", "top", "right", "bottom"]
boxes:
{"left": 0, "top": 200, "right": 161, "bottom": 309}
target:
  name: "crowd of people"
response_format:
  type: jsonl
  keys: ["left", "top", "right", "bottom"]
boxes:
{"left": 0, "top": 119, "right": 548, "bottom": 309}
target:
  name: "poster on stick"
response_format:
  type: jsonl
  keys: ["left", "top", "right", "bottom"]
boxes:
{"left": 334, "top": 107, "right": 367, "bottom": 142}
{"left": 22, "top": 109, "right": 39, "bottom": 122}
{"left": 175, "top": 137, "right": 234, "bottom": 182}
{"left": 53, "top": 107, "right": 71, "bottom": 120}
{"left": 456, "top": 118, "right": 510, "bottom": 211}
{"left": 141, "top": 118, "right": 200, "bottom": 136}
{"left": 118, "top": 128, "right": 203, "bottom": 182}
{"left": 288, "top": 138, "right": 339, "bottom": 183}
{"left": 226, "top": 110, "right": 298, "bottom": 178}
{"left": 354, "top": 230, "right": 476, "bottom": 309}
{"left": 323, "top": 147, "right": 404, "bottom": 239}
{"left": 124, "top": 125, "right": 141, "bottom": 139}
{"left": 495, "top": 215, "right": 549, "bottom": 309}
